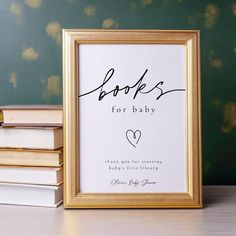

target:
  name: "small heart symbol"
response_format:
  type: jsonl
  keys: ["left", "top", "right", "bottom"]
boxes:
{"left": 126, "top": 129, "right": 141, "bottom": 148}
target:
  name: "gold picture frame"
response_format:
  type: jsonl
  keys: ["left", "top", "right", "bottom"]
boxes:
{"left": 63, "top": 29, "right": 202, "bottom": 208}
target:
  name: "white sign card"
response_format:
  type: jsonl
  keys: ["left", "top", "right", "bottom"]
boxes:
{"left": 78, "top": 44, "right": 186, "bottom": 193}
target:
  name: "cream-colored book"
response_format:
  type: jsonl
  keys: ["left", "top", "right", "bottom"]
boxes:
{"left": 0, "top": 148, "right": 63, "bottom": 167}
{"left": 0, "top": 127, "right": 62, "bottom": 150}
{"left": 0, "top": 166, "right": 63, "bottom": 185}
{"left": 0, "top": 104, "right": 62, "bottom": 126}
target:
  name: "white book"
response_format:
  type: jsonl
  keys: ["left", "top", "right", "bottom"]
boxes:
{"left": 0, "top": 127, "right": 62, "bottom": 150}
{"left": 0, "top": 166, "right": 63, "bottom": 185}
{"left": 0, "top": 183, "right": 63, "bottom": 207}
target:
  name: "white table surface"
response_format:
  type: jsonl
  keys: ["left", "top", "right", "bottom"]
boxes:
{"left": 0, "top": 186, "right": 235, "bottom": 236}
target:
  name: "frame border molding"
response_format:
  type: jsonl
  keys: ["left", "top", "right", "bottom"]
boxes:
{"left": 63, "top": 29, "right": 202, "bottom": 208}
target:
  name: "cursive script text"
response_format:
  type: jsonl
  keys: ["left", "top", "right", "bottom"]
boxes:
{"left": 79, "top": 68, "right": 185, "bottom": 101}
{"left": 110, "top": 178, "right": 157, "bottom": 187}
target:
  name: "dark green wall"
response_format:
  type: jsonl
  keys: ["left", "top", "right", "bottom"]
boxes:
{"left": 0, "top": 0, "right": 235, "bottom": 184}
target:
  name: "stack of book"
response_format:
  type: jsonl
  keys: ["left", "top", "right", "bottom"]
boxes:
{"left": 0, "top": 105, "right": 63, "bottom": 207}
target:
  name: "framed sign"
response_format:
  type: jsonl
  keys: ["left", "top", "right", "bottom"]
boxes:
{"left": 63, "top": 30, "right": 202, "bottom": 208}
